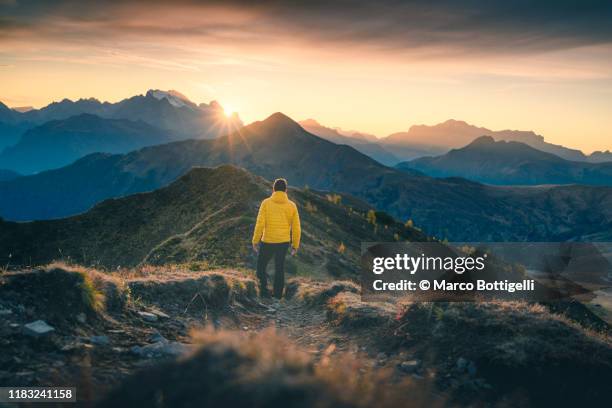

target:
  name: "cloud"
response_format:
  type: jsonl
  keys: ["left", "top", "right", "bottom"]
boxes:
{"left": 1, "top": 0, "right": 611, "bottom": 57}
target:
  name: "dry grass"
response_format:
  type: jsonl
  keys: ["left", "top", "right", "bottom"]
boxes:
{"left": 326, "top": 291, "right": 398, "bottom": 330}
{"left": 286, "top": 278, "right": 360, "bottom": 305}
{"left": 125, "top": 267, "right": 259, "bottom": 312}
{"left": 45, "top": 261, "right": 129, "bottom": 313}
{"left": 98, "top": 328, "right": 442, "bottom": 408}
{"left": 0, "top": 263, "right": 126, "bottom": 329}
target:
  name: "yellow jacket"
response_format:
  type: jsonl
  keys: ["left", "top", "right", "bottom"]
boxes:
{"left": 252, "top": 191, "right": 301, "bottom": 249}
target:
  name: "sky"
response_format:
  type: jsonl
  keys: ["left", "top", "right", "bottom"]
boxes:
{"left": 1, "top": 0, "right": 611, "bottom": 153}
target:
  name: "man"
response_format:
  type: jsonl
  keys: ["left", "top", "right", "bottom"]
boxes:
{"left": 252, "top": 178, "right": 301, "bottom": 299}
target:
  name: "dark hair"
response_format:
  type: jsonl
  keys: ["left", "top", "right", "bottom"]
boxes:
{"left": 273, "top": 178, "right": 287, "bottom": 192}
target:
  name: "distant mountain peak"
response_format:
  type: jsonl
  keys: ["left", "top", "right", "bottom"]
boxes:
{"left": 13, "top": 106, "right": 34, "bottom": 113}
{"left": 146, "top": 89, "right": 195, "bottom": 108}
{"left": 441, "top": 119, "right": 470, "bottom": 126}
{"left": 300, "top": 118, "right": 321, "bottom": 127}
{"left": 261, "top": 112, "right": 300, "bottom": 128}
{"left": 208, "top": 100, "right": 224, "bottom": 111}
{"left": 469, "top": 135, "right": 496, "bottom": 145}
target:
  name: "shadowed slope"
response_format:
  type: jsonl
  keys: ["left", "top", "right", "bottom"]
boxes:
{"left": 0, "top": 165, "right": 427, "bottom": 272}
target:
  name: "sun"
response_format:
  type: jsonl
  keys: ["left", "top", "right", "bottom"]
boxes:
{"left": 222, "top": 104, "right": 236, "bottom": 118}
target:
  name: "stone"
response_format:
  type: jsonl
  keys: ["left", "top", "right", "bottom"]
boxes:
{"left": 76, "top": 313, "right": 86, "bottom": 324}
{"left": 456, "top": 357, "right": 468, "bottom": 372}
{"left": 0, "top": 308, "right": 12, "bottom": 316}
{"left": 90, "top": 335, "right": 110, "bottom": 345}
{"left": 150, "top": 309, "right": 170, "bottom": 319}
{"left": 23, "top": 320, "right": 55, "bottom": 337}
{"left": 149, "top": 332, "right": 168, "bottom": 343}
{"left": 138, "top": 311, "right": 158, "bottom": 322}
{"left": 467, "top": 361, "right": 477, "bottom": 376}
{"left": 399, "top": 360, "right": 421, "bottom": 374}
{"left": 131, "top": 341, "right": 190, "bottom": 358}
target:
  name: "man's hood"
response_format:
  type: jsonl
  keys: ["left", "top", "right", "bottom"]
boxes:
{"left": 270, "top": 191, "right": 289, "bottom": 203}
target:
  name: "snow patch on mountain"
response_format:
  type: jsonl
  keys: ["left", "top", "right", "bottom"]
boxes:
{"left": 147, "top": 90, "right": 194, "bottom": 108}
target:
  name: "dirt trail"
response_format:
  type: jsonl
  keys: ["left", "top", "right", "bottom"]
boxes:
{"left": 252, "top": 299, "right": 354, "bottom": 354}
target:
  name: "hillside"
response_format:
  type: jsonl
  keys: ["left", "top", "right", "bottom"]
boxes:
{"left": 0, "top": 169, "right": 20, "bottom": 182}
{"left": 0, "top": 165, "right": 427, "bottom": 271}
{"left": 396, "top": 136, "right": 612, "bottom": 186}
{"left": 0, "top": 114, "right": 176, "bottom": 174}
{"left": 0, "top": 101, "right": 34, "bottom": 150}
{"left": 1, "top": 113, "right": 611, "bottom": 241}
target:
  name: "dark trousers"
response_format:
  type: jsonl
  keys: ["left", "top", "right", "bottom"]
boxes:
{"left": 256, "top": 242, "right": 289, "bottom": 299}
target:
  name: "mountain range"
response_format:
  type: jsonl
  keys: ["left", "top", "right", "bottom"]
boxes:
{"left": 0, "top": 90, "right": 240, "bottom": 152}
{"left": 301, "top": 117, "right": 612, "bottom": 164}
{"left": 299, "top": 119, "right": 400, "bottom": 165}
{"left": 382, "top": 119, "right": 612, "bottom": 163}
{"left": 0, "top": 114, "right": 177, "bottom": 174}
{"left": 396, "top": 136, "right": 612, "bottom": 186}
{"left": 0, "top": 165, "right": 426, "bottom": 272}
{"left": 1, "top": 113, "right": 610, "bottom": 241}
{"left": 3, "top": 90, "right": 609, "bottom": 178}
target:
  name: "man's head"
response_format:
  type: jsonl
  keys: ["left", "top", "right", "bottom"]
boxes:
{"left": 273, "top": 178, "right": 287, "bottom": 192}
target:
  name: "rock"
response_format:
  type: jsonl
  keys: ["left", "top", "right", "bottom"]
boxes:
{"left": 149, "top": 332, "right": 168, "bottom": 344}
{"left": 60, "top": 343, "right": 79, "bottom": 351}
{"left": 108, "top": 329, "right": 125, "bottom": 334}
{"left": 131, "top": 341, "right": 190, "bottom": 358}
{"left": 456, "top": 357, "right": 468, "bottom": 372}
{"left": 467, "top": 361, "right": 477, "bottom": 376}
{"left": 23, "top": 320, "right": 55, "bottom": 337}
{"left": 90, "top": 335, "right": 110, "bottom": 345}
{"left": 376, "top": 352, "right": 387, "bottom": 360}
{"left": 138, "top": 311, "right": 158, "bottom": 322}
{"left": 150, "top": 309, "right": 170, "bottom": 319}
{"left": 399, "top": 360, "right": 421, "bottom": 374}
{"left": 0, "top": 308, "right": 12, "bottom": 316}
{"left": 76, "top": 313, "right": 86, "bottom": 324}
{"left": 242, "top": 326, "right": 249, "bottom": 331}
